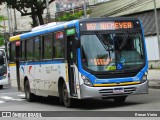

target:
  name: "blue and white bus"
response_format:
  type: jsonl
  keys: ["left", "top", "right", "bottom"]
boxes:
{"left": 9, "top": 17, "right": 148, "bottom": 107}
{"left": 0, "top": 46, "right": 9, "bottom": 89}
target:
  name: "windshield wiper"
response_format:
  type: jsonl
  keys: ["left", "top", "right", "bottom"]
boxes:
{"left": 119, "top": 33, "right": 129, "bottom": 50}
{"left": 95, "top": 33, "right": 113, "bottom": 51}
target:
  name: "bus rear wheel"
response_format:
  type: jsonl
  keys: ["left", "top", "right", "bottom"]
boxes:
{"left": 62, "top": 83, "right": 73, "bottom": 108}
{"left": 24, "top": 80, "right": 35, "bottom": 102}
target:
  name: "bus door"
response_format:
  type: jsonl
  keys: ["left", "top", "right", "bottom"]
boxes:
{"left": 67, "top": 35, "right": 78, "bottom": 96}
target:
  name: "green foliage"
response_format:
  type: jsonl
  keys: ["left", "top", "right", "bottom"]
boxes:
{"left": 0, "top": 15, "right": 7, "bottom": 22}
{"left": 0, "top": 15, "right": 7, "bottom": 28}
{"left": 56, "top": 10, "right": 91, "bottom": 21}
{"left": 0, "top": 15, "right": 7, "bottom": 46}
{"left": 0, "top": 34, "right": 4, "bottom": 46}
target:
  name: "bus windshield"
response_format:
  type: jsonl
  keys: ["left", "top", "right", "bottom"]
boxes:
{"left": 80, "top": 32, "right": 145, "bottom": 72}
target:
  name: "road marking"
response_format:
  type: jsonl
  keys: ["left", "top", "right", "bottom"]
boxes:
{"left": 1, "top": 92, "right": 22, "bottom": 94}
{"left": 1, "top": 96, "right": 25, "bottom": 101}
{"left": 0, "top": 100, "right": 5, "bottom": 104}
{"left": 18, "top": 94, "right": 25, "bottom": 97}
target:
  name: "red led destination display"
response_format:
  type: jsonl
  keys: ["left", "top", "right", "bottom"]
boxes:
{"left": 80, "top": 21, "right": 138, "bottom": 31}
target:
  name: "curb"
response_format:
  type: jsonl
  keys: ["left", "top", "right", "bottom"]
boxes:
{"left": 149, "top": 86, "right": 160, "bottom": 89}
{"left": 148, "top": 79, "right": 160, "bottom": 89}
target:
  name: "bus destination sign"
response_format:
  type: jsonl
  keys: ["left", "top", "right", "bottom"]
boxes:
{"left": 81, "top": 21, "right": 135, "bottom": 31}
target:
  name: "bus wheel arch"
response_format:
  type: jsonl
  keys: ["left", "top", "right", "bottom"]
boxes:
{"left": 58, "top": 77, "right": 65, "bottom": 104}
{"left": 24, "top": 77, "right": 35, "bottom": 102}
{"left": 24, "top": 76, "right": 28, "bottom": 89}
{"left": 58, "top": 77, "right": 74, "bottom": 108}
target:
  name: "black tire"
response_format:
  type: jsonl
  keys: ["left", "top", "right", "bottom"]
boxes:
{"left": 24, "top": 80, "right": 35, "bottom": 102}
{"left": 62, "top": 83, "right": 73, "bottom": 108}
{"left": 0, "top": 85, "right": 3, "bottom": 89}
{"left": 114, "top": 96, "right": 127, "bottom": 103}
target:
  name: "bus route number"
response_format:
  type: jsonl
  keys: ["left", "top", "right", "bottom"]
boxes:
{"left": 86, "top": 23, "right": 96, "bottom": 30}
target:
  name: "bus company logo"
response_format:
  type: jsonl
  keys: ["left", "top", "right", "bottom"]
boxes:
{"left": 132, "top": 77, "right": 139, "bottom": 81}
{"left": 95, "top": 79, "right": 109, "bottom": 83}
{"left": 2, "top": 112, "right": 12, "bottom": 117}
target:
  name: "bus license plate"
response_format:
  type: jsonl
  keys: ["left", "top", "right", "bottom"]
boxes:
{"left": 113, "top": 88, "right": 124, "bottom": 94}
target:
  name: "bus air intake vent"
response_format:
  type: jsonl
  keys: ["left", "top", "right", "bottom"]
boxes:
{"left": 99, "top": 87, "right": 137, "bottom": 97}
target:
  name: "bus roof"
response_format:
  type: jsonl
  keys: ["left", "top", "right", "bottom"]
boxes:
{"left": 9, "top": 19, "right": 79, "bottom": 42}
{"left": 31, "top": 22, "right": 67, "bottom": 32}
{"left": 9, "top": 17, "right": 140, "bottom": 42}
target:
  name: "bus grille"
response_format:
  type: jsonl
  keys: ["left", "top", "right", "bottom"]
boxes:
{"left": 94, "top": 72, "right": 137, "bottom": 79}
{"left": 99, "top": 87, "right": 137, "bottom": 97}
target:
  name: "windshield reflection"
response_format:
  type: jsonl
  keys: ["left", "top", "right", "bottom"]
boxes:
{"left": 80, "top": 33, "right": 145, "bottom": 72}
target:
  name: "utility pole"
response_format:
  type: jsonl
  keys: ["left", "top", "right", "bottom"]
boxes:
{"left": 13, "top": 9, "right": 17, "bottom": 31}
{"left": 46, "top": 0, "right": 51, "bottom": 23}
{"left": 84, "top": 0, "right": 87, "bottom": 18}
{"left": 6, "top": 6, "right": 13, "bottom": 37}
{"left": 153, "top": 0, "right": 160, "bottom": 60}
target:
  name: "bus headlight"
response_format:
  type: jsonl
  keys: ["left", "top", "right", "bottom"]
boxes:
{"left": 81, "top": 75, "right": 93, "bottom": 87}
{"left": 141, "top": 75, "right": 147, "bottom": 83}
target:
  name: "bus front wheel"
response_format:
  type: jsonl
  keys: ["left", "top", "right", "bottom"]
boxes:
{"left": 62, "top": 83, "right": 73, "bottom": 108}
{"left": 24, "top": 80, "right": 35, "bottom": 102}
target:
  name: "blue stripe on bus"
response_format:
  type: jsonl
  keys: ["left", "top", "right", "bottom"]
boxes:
{"left": 20, "top": 60, "right": 65, "bottom": 65}
{"left": 139, "top": 19, "right": 148, "bottom": 69}
{"left": 20, "top": 20, "right": 78, "bottom": 40}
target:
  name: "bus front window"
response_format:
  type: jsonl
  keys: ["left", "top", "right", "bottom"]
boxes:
{"left": 80, "top": 33, "right": 145, "bottom": 72}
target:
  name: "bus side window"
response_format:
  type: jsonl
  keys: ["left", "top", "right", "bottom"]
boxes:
{"left": 26, "top": 39, "right": 34, "bottom": 61}
{"left": 34, "top": 37, "right": 41, "bottom": 61}
{"left": 43, "top": 34, "right": 52, "bottom": 60}
{"left": 54, "top": 31, "right": 65, "bottom": 59}
{"left": 21, "top": 41, "right": 26, "bottom": 61}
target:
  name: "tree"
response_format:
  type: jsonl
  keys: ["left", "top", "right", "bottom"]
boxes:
{"left": 0, "top": 15, "right": 7, "bottom": 46}
{"left": 0, "top": 0, "right": 55, "bottom": 27}
{"left": 56, "top": 10, "right": 91, "bottom": 21}
{"left": 0, "top": 15, "right": 7, "bottom": 28}
{"left": 0, "top": 34, "right": 4, "bottom": 46}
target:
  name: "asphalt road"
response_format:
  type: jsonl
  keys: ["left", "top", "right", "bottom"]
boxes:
{"left": 0, "top": 86, "right": 160, "bottom": 120}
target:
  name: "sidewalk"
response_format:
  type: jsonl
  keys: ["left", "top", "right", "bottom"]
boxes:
{"left": 148, "top": 69, "right": 160, "bottom": 89}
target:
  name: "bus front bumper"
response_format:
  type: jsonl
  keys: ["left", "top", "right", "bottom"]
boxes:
{"left": 80, "top": 81, "right": 148, "bottom": 99}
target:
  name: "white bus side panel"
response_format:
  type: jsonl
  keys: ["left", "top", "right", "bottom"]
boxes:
{"left": 20, "top": 62, "right": 68, "bottom": 97}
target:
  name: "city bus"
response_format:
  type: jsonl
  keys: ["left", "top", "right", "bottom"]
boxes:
{"left": 0, "top": 46, "right": 9, "bottom": 89}
{"left": 9, "top": 17, "right": 148, "bottom": 107}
